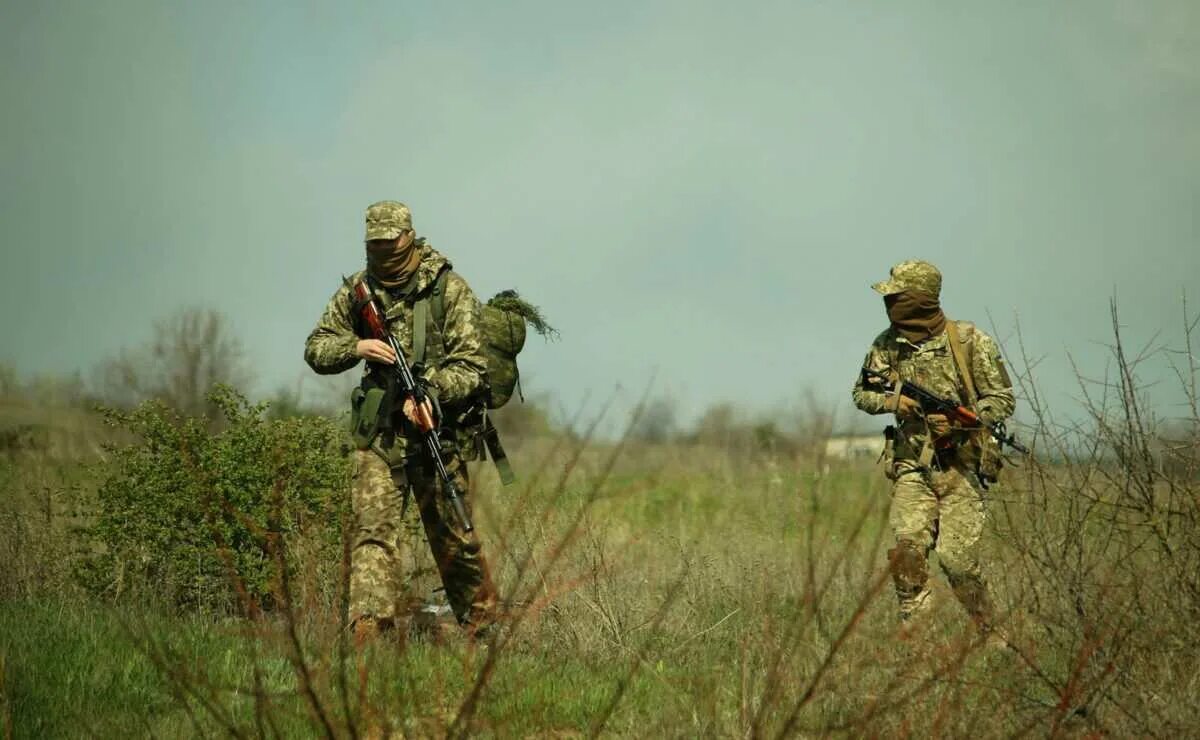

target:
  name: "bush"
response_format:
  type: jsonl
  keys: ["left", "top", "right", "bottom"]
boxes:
{"left": 79, "top": 386, "right": 351, "bottom": 612}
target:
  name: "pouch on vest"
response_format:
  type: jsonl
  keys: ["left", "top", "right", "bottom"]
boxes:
{"left": 880, "top": 425, "right": 898, "bottom": 481}
{"left": 349, "top": 384, "right": 391, "bottom": 450}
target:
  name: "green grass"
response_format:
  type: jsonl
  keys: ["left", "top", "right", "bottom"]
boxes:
{"left": 1, "top": 602, "right": 194, "bottom": 737}
{"left": 0, "top": 599, "right": 689, "bottom": 738}
{"left": 3, "top": 401, "right": 1199, "bottom": 737}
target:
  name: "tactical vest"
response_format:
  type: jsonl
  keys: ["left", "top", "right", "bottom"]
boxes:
{"left": 350, "top": 269, "right": 517, "bottom": 484}
{"left": 879, "top": 320, "right": 1004, "bottom": 481}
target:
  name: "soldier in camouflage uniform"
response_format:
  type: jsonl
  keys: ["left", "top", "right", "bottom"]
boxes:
{"left": 304, "top": 201, "right": 496, "bottom": 642}
{"left": 852, "top": 260, "right": 1015, "bottom": 631}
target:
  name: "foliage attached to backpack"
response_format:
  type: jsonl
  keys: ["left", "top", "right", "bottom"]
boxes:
{"left": 481, "top": 290, "right": 557, "bottom": 409}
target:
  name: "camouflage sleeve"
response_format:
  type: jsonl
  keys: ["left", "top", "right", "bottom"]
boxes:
{"left": 852, "top": 338, "right": 893, "bottom": 415}
{"left": 303, "top": 282, "right": 363, "bottom": 375}
{"left": 425, "top": 272, "right": 487, "bottom": 404}
{"left": 970, "top": 330, "right": 1015, "bottom": 424}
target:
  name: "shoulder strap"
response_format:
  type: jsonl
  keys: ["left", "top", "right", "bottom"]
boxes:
{"left": 431, "top": 269, "right": 449, "bottom": 328}
{"left": 945, "top": 320, "right": 979, "bottom": 409}
{"left": 412, "top": 270, "right": 452, "bottom": 364}
{"left": 482, "top": 412, "right": 515, "bottom": 485}
{"left": 413, "top": 297, "right": 429, "bottom": 364}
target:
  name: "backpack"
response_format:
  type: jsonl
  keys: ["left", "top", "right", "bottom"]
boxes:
{"left": 415, "top": 271, "right": 556, "bottom": 482}
{"left": 417, "top": 273, "right": 555, "bottom": 410}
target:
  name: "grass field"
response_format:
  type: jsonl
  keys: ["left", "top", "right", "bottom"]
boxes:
{"left": 2, "top": 376, "right": 1198, "bottom": 737}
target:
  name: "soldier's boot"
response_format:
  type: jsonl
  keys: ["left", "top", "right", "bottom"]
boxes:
{"left": 898, "top": 587, "right": 934, "bottom": 622}
{"left": 889, "top": 539, "right": 932, "bottom": 635}
{"left": 352, "top": 616, "right": 395, "bottom": 649}
{"left": 438, "top": 543, "right": 499, "bottom": 640}
{"left": 454, "top": 587, "right": 500, "bottom": 647}
{"left": 464, "top": 600, "right": 500, "bottom": 645}
{"left": 947, "top": 574, "right": 1007, "bottom": 649}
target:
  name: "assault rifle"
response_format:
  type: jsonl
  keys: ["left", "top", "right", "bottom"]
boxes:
{"left": 344, "top": 275, "right": 474, "bottom": 533}
{"left": 862, "top": 370, "right": 1029, "bottom": 455}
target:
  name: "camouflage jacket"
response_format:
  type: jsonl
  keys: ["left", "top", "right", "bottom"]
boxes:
{"left": 852, "top": 321, "right": 1015, "bottom": 467}
{"left": 304, "top": 241, "right": 488, "bottom": 461}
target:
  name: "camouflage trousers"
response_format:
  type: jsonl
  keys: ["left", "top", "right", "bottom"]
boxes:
{"left": 350, "top": 448, "right": 496, "bottom": 629}
{"left": 887, "top": 461, "right": 994, "bottom": 627}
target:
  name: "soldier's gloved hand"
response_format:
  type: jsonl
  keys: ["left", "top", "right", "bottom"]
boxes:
{"left": 926, "top": 413, "right": 953, "bottom": 438}
{"left": 403, "top": 396, "right": 437, "bottom": 433}
{"left": 976, "top": 406, "right": 999, "bottom": 427}
{"left": 888, "top": 393, "right": 923, "bottom": 421}
{"left": 355, "top": 339, "right": 397, "bottom": 364}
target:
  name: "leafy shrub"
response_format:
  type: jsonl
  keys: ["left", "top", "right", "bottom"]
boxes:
{"left": 80, "top": 386, "right": 350, "bottom": 611}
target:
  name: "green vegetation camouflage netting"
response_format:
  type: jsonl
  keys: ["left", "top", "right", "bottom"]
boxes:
{"left": 482, "top": 290, "right": 557, "bottom": 408}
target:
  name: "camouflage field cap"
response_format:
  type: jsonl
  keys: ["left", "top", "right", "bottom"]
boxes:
{"left": 364, "top": 201, "right": 413, "bottom": 241}
{"left": 871, "top": 260, "right": 942, "bottom": 298}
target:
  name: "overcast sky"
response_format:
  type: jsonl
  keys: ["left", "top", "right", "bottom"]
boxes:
{"left": 3, "top": 1, "right": 1197, "bottom": 432}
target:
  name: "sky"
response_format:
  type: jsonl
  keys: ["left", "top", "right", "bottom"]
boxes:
{"left": 2, "top": 1, "right": 1198, "bottom": 433}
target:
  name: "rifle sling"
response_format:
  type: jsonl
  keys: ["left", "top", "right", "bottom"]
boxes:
{"left": 945, "top": 321, "right": 978, "bottom": 411}
{"left": 482, "top": 413, "right": 515, "bottom": 485}
{"left": 412, "top": 270, "right": 450, "bottom": 365}
{"left": 413, "top": 296, "right": 429, "bottom": 365}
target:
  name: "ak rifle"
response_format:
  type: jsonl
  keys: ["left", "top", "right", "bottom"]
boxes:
{"left": 345, "top": 275, "right": 474, "bottom": 533}
{"left": 862, "top": 370, "right": 1029, "bottom": 455}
